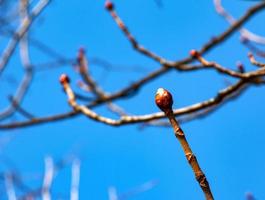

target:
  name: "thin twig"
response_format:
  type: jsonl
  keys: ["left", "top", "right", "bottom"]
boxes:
{"left": 42, "top": 156, "right": 54, "bottom": 200}
{"left": 155, "top": 88, "right": 213, "bottom": 200}
{"left": 248, "top": 52, "right": 265, "bottom": 67}
{"left": 76, "top": 48, "right": 128, "bottom": 117}
{"left": 70, "top": 159, "right": 81, "bottom": 200}
{"left": 5, "top": 172, "right": 17, "bottom": 200}
{"left": 105, "top": 1, "right": 170, "bottom": 65}
{"left": 0, "top": 0, "right": 34, "bottom": 120}
{"left": 214, "top": 0, "right": 265, "bottom": 45}
{"left": 108, "top": 187, "right": 118, "bottom": 200}
{"left": 7, "top": 96, "right": 35, "bottom": 119}
{"left": 190, "top": 50, "right": 265, "bottom": 79}
{"left": 0, "top": 0, "right": 50, "bottom": 77}
{"left": 199, "top": 1, "right": 265, "bottom": 55}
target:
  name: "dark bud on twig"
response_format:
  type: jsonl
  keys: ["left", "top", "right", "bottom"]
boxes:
{"left": 236, "top": 61, "right": 245, "bottom": 73}
{"left": 59, "top": 74, "right": 70, "bottom": 85}
{"left": 189, "top": 49, "right": 200, "bottom": 58}
{"left": 155, "top": 88, "right": 173, "bottom": 113}
{"left": 105, "top": 0, "right": 114, "bottom": 11}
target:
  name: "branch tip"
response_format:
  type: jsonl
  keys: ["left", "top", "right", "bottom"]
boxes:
{"left": 189, "top": 49, "right": 200, "bottom": 58}
{"left": 105, "top": 0, "right": 114, "bottom": 11}
{"left": 59, "top": 74, "right": 70, "bottom": 85}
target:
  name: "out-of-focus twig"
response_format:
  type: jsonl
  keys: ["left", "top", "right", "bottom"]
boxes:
{"left": 0, "top": 0, "right": 50, "bottom": 77}
{"left": 108, "top": 187, "right": 118, "bottom": 200}
{"left": 108, "top": 180, "right": 158, "bottom": 200}
{"left": 248, "top": 52, "right": 265, "bottom": 67}
{"left": 5, "top": 172, "right": 17, "bottom": 200}
{"left": 42, "top": 156, "right": 54, "bottom": 200}
{"left": 245, "top": 192, "right": 256, "bottom": 200}
{"left": 190, "top": 49, "right": 265, "bottom": 79}
{"left": 70, "top": 159, "right": 81, "bottom": 200}
{"left": 241, "top": 38, "right": 265, "bottom": 58}
{"left": 0, "top": 0, "right": 34, "bottom": 121}
{"left": 105, "top": 0, "right": 170, "bottom": 65}
{"left": 7, "top": 95, "right": 35, "bottom": 119}
{"left": 214, "top": 0, "right": 265, "bottom": 45}
{"left": 118, "top": 180, "right": 158, "bottom": 200}
{"left": 76, "top": 49, "right": 128, "bottom": 117}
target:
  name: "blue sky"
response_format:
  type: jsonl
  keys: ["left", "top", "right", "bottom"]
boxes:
{"left": 1, "top": 0, "right": 265, "bottom": 199}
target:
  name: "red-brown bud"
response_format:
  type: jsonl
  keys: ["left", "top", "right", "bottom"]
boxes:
{"left": 189, "top": 49, "right": 200, "bottom": 58}
{"left": 59, "top": 74, "right": 70, "bottom": 85}
{"left": 155, "top": 88, "right": 173, "bottom": 112}
{"left": 105, "top": 0, "right": 114, "bottom": 11}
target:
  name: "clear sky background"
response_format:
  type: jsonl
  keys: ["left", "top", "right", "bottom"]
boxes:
{"left": 0, "top": 0, "right": 265, "bottom": 199}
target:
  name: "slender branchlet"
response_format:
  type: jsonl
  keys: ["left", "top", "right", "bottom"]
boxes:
{"left": 248, "top": 52, "right": 265, "bottom": 68}
{"left": 77, "top": 47, "right": 88, "bottom": 73}
{"left": 104, "top": 0, "right": 168, "bottom": 65}
{"left": 189, "top": 49, "right": 254, "bottom": 79}
{"left": 155, "top": 88, "right": 214, "bottom": 200}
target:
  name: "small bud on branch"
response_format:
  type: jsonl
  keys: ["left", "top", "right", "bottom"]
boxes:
{"left": 236, "top": 61, "right": 245, "bottom": 73}
{"left": 189, "top": 49, "right": 200, "bottom": 58}
{"left": 105, "top": 0, "right": 114, "bottom": 11}
{"left": 155, "top": 88, "right": 173, "bottom": 113}
{"left": 59, "top": 74, "right": 70, "bottom": 85}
